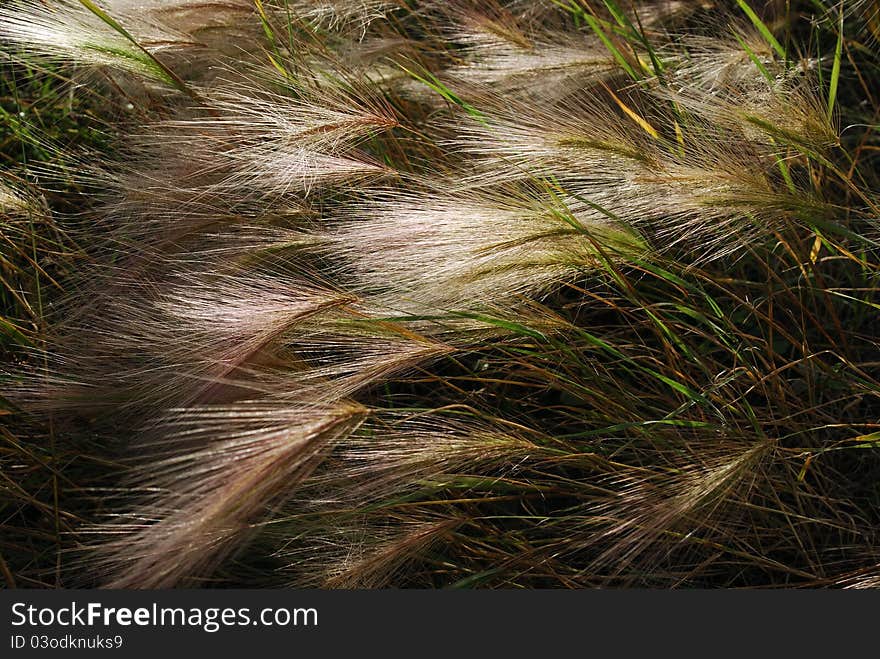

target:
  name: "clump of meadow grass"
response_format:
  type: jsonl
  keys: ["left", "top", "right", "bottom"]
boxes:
{"left": 1, "top": 0, "right": 879, "bottom": 588}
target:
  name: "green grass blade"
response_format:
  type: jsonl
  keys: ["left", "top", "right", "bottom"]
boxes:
{"left": 581, "top": 13, "right": 640, "bottom": 81}
{"left": 827, "top": 6, "right": 844, "bottom": 121}
{"left": 735, "top": 0, "right": 786, "bottom": 60}
{"left": 733, "top": 31, "right": 774, "bottom": 83}
{"left": 397, "top": 62, "right": 487, "bottom": 124}
{"left": 77, "top": 0, "right": 196, "bottom": 97}
{"left": 602, "top": 0, "right": 665, "bottom": 78}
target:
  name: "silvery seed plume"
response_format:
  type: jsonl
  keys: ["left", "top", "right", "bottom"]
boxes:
{"left": 102, "top": 0, "right": 254, "bottom": 33}
{"left": 323, "top": 183, "right": 646, "bottom": 308}
{"left": 26, "top": 271, "right": 351, "bottom": 414}
{"left": 431, "top": 1, "right": 623, "bottom": 100}
{"left": 449, "top": 78, "right": 833, "bottom": 257}
{"left": 302, "top": 412, "right": 564, "bottom": 505}
{"left": 446, "top": 26, "right": 616, "bottom": 100}
{"left": 660, "top": 35, "right": 835, "bottom": 150}
{"left": 278, "top": 516, "right": 461, "bottom": 588}
{"left": 272, "top": 412, "right": 559, "bottom": 586}
{"left": 92, "top": 401, "right": 367, "bottom": 588}
{"left": 583, "top": 437, "right": 778, "bottom": 577}
{"left": 279, "top": 0, "right": 401, "bottom": 31}
{"left": 0, "top": 0, "right": 192, "bottom": 80}
{"left": 123, "top": 79, "right": 397, "bottom": 202}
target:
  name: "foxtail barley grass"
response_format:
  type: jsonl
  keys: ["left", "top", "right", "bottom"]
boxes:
{"left": 1, "top": 0, "right": 879, "bottom": 587}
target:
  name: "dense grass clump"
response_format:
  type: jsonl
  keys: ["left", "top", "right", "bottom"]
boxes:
{"left": 1, "top": 0, "right": 879, "bottom": 588}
